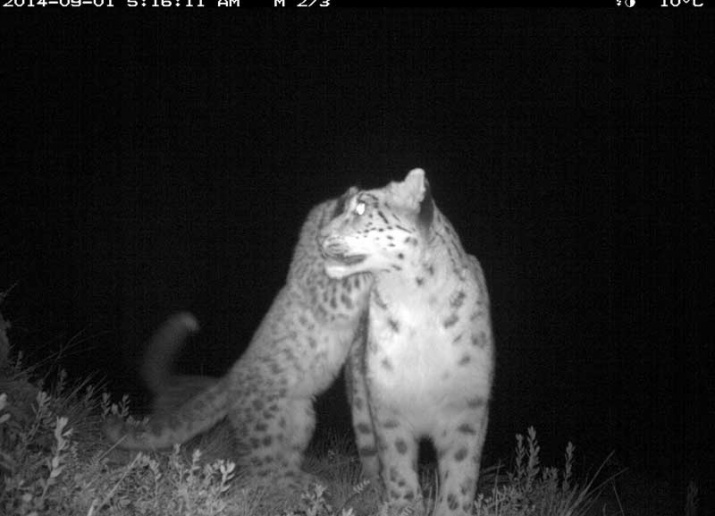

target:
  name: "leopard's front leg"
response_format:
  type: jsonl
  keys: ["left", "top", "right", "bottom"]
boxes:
{"left": 371, "top": 403, "right": 424, "bottom": 515}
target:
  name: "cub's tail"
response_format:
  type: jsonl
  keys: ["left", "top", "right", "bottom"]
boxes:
{"left": 104, "top": 376, "right": 229, "bottom": 450}
{"left": 140, "top": 312, "right": 200, "bottom": 395}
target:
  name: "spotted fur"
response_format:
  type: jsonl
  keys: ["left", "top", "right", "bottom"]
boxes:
{"left": 104, "top": 190, "right": 372, "bottom": 503}
{"left": 320, "top": 169, "right": 494, "bottom": 516}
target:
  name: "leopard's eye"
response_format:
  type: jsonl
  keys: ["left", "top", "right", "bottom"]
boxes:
{"left": 355, "top": 201, "right": 366, "bottom": 216}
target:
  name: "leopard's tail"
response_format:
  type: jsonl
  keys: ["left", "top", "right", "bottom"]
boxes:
{"left": 104, "top": 375, "right": 230, "bottom": 450}
{"left": 141, "top": 312, "right": 200, "bottom": 395}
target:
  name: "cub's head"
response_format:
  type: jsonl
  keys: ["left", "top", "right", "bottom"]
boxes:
{"left": 319, "top": 168, "right": 435, "bottom": 279}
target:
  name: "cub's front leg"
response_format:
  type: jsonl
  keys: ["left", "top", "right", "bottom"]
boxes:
{"left": 346, "top": 334, "right": 381, "bottom": 481}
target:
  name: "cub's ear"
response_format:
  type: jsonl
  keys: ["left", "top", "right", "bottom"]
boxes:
{"left": 333, "top": 186, "right": 359, "bottom": 218}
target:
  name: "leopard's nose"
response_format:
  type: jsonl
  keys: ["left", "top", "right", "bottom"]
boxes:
{"left": 318, "top": 235, "right": 343, "bottom": 257}
{"left": 317, "top": 232, "right": 328, "bottom": 250}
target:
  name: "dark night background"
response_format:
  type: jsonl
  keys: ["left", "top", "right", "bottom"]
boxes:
{"left": 2, "top": 8, "right": 713, "bottom": 511}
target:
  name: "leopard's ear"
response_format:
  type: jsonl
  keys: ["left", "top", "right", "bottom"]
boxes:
{"left": 417, "top": 176, "right": 434, "bottom": 230}
{"left": 402, "top": 168, "right": 427, "bottom": 204}
{"left": 401, "top": 169, "right": 434, "bottom": 230}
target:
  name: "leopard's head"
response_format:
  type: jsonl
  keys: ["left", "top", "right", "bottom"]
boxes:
{"left": 319, "top": 168, "right": 434, "bottom": 279}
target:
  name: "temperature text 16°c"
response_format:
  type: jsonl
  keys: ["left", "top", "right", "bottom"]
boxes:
{"left": 661, "top": 0, "right": 704, "bottom": 6}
